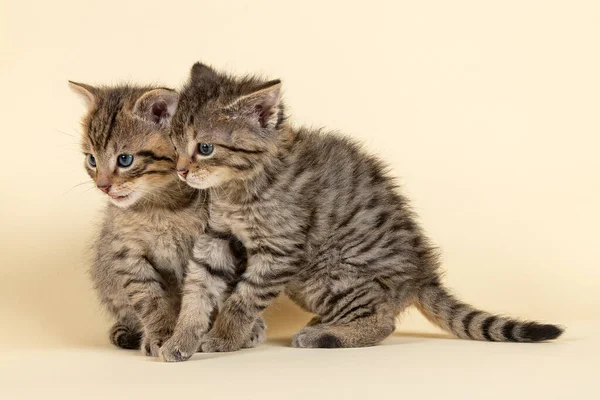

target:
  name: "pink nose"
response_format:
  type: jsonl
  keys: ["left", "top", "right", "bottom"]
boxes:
{"left": 177, "top": 169, "right": 188, "bottom": 178}
{"left": 97, "top": 184, "right": 111, "bottom": 193}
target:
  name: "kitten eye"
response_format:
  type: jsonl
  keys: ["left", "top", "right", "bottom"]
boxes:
{"left": 198, "top": 143, "right": 214, "bottom": 156}
{"left": 117, "top": 154, "right": 134, "bottom": 167}
{"left": 87, "top": 154, "right": 96, "bottom": 168}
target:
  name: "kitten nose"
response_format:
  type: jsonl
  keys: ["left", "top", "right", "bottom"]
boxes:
{"left": 177, "top": 169, "right": 188, "bottom": 178}
{"left": 97, "top": 183, "right": 111, "bottom": 193}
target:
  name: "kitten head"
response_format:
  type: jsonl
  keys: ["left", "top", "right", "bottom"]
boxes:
{"left": 69, "top": 82, "right": 180, "bottom": 208}
{"left": 170, "top": 63, "right": 285, "bottom": 190}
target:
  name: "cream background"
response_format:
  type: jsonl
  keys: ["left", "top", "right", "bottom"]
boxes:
{"left": 1, "top": 1, "right": 598, "bottom": 399}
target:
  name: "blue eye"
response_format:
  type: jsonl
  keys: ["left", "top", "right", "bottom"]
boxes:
{"left": 87, "top": 154, "right": 96, "bottom": 168}
{"left": 117, "top": 154, "right": 134, "bottom": 167}
{"left": 198, "top": 143, "right": 214, "bottom": 156}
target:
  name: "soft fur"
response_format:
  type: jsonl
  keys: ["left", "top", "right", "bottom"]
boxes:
{"left": 163, "top": 63, "right": 563, "bottom": 360}
{"left": 69, "top": 82, "right": 265, "bottom": 357}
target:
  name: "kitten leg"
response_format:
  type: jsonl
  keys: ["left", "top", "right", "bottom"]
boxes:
{"left": 92, "top": 265, "right": 145, "bottom": 350}
{"left": 106, "top": 301, "right": 143, "bottom": 350}
{"left": 241, "top": 317, "right": 267, "bottom": 349}
{"left": 292, "top": 303, "right": 397, "bottom": 348}
{"left": 200, "top": 253, "right": 296, "bottom": 353}
{"left": 159, "top": 237, "right": 237, "bottom": 362}
{"left": 118, "top": 257, "right": 177, "bottom": 357}
{"left": 163, "top": 293, "right": 267, "bottom": 359}
{"left": 194, "top": 312, "right": 267, "bottom": 352}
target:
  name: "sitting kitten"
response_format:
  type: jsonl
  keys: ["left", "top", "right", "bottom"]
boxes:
{"left": 69, "top": 82, "right": 265, "bottom": 356}
{"left": 163, "top": 63, "right": 563, "bottom": 359}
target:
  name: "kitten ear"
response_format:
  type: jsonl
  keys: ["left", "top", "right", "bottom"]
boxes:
{"left": 68, "top": 81, "right": 98, "bottom": 109}
{"left": 132, "top": 88, "right": 179, "bottom": 126}
{"left": 227, "top": 80, "right": 282, "bottom": 129}
{"left": 190, "top": 62, "right": 217, "bottom": 82}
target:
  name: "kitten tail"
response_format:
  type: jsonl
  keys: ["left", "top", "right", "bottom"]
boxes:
{"left": 415, "top": 282, "right": 564, "bottom": 342}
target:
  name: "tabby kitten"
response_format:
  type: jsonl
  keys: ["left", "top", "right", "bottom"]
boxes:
{"left": 163, "top": 62, "right": 563, "bottom": 359}
{"left": 69, "top": 82, "right": 264, "bottom": 356}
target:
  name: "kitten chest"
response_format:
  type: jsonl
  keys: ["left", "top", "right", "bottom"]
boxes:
{"left": 112, "top": 208, "right": 203, "bottom": 274}
{"left": 209, "top": 202, "right": 254, "bottom": 246}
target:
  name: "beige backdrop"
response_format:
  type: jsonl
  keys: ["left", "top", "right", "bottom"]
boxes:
{"left": 1, "top": 0, "right": 599, "bottom": 354}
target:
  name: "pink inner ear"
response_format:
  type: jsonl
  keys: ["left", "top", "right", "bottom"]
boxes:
{"left": 151, "top": 101, "right": 169, "bottom": 123}
{"left": 255, "top": 104, "right": 269, "bottom": 127}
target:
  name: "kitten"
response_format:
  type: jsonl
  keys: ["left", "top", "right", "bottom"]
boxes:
{"left": 163, "top": 62, "right": 563, "bottom": 357}
{"left": 69, "top": 82, "right": 265, "bottom": 356}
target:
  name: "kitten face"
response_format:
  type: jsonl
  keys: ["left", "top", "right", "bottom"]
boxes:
{"left": 81, "top": 130, "right": 176, "bottom": 208}
{"left": 70, "top": 83, "right": 180, "bottom": 208}
{"left": 170, "top": 63, "right": 283, "bottom": 190}
{"left": 170, "top": 115, "right": 265, "bottom": 190}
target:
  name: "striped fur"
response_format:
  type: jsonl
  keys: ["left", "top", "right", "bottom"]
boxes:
{"left": 166, "top": 63, "right": 563, "bottom": 357}
{"left": 110, "top": 322, "right": 143, "bottom": 350}
{"left": 70, "top": 82, "right": 265, "bottom": 356}
{"left": 416, "top": 282, "right": 562, "bottom": 342}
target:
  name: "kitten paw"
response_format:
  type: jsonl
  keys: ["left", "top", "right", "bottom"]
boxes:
{"left": 141, "top": 329, "right": 172, "bottom": 357}
{"left": 109, "top": 323, "right": 142, "bottom": 350}
{"left": 159, "top": 334, "right": 200, "bottom": 362}
{"left": 292, "top": 327, "right": 343, "bottom": 348}
{"left": 242, "top": 317, "right": 267, "bottom": 349}
{"left": 200, "top": 335, "right": 244, "bottom": 353}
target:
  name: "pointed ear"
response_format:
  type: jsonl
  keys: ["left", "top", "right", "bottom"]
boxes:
{"left": 227, "top": 80, "right": 282, "bottom": 129}
{"left": 68, "top": 81, "right": 98, "bottom": 109}
{"left": 190, "top": 62, "right": 217, "bottom": 82}
{"left": 132, "top": 88, "right": 179, "bottom": 127}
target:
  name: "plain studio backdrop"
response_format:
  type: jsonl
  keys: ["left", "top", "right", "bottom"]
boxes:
{"left": 0, "top": 1, "right": 599, "bottom": 399}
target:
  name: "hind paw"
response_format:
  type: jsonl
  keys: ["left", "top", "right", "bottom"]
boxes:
{"left": 109, "top": 323, "right": 142, "bottom": 350}
{"left": 292, "top": 327, "right": 343, "bottom": 348}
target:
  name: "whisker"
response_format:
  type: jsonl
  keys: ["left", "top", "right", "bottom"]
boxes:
{"left": 64, "top": 180, "right": 94, "bottom": 195}
{"left": 82, "top": 185, "right": 97, "bottom": 194}
{"left": 56, "top": 129, "right": 76, "bottom": 139}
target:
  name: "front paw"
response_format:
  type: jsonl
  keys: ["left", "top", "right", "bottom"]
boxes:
{"left": 200, "top": 334, "right": 244, "bottom": 353}
{"left": 141, "top": 329, "right": 172, "bottom": 357}
{"left": 242, "top": 317, "right": 267, "bottom": 349}
{"left": 159, "top": 333, "right": 200, "bottom": 362}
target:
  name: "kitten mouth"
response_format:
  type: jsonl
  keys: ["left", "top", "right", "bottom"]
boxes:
{"left": 108, "top": 193, "right": 132, "bottom": 201}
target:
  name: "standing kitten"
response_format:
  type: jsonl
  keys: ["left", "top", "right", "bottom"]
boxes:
{"left": 164, "top": 63, "right": 563, "bottom": 358}
{"left": 69, "top": 82, "right": 264, "bottom": 356}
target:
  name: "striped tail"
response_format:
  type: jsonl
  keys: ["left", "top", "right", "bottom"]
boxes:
{"left": 415, "top": 283, "right": 564, "bottom": 342}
